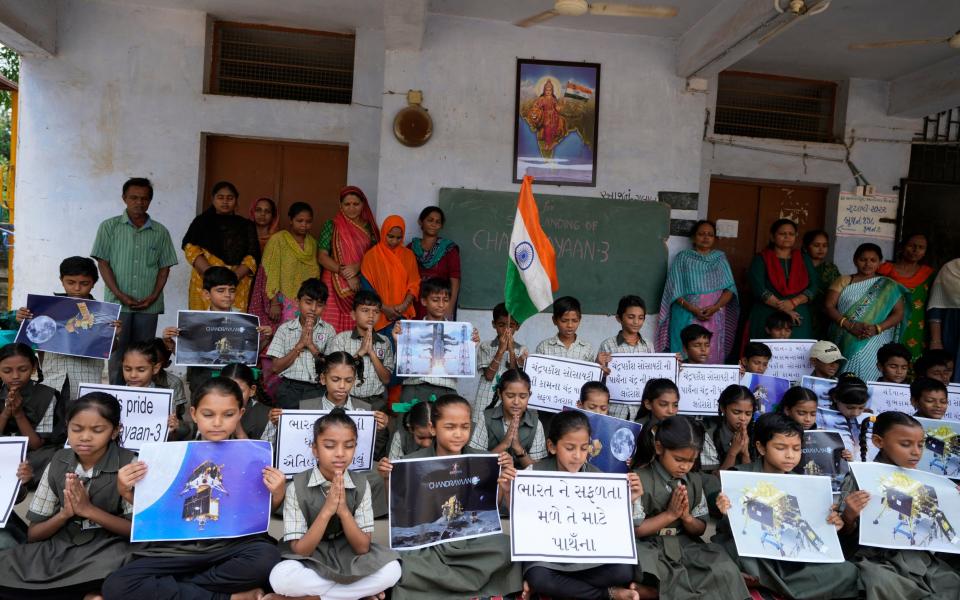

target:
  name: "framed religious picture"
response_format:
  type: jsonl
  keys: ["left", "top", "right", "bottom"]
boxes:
{"left": 513, "top": 58, "right": 601, "bottom": 187}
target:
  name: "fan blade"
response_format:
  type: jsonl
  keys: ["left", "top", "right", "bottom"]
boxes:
{"left": 515, "top": 9, "right": 560, "bottom": 28}
{"left": 848, "top": 37, "right": 948, "bottom": 50}
{"left": 588, "top": 3, "right": 678, "bottom": 18}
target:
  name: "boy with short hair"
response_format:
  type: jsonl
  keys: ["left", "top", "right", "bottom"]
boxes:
{"left": 395, "top": 277, "right": 479, "bottom": 406}
{"left": 266, "top": 277, "right": 335, "bottom": 408}
{"left": 536, "top": 296, "right": 594, "bottom": 361}
{"left": 809, "top": 340, "right": 845, "bottom": 379}
{"left": 876, "top": 342, "right": 911, "bottom": 384}
{"left": 596, "top": 295, "right": 648, "bottom": 420}
{"left": 16, "top": 256, "right": 120, "bottom": 401}
{"left": 474, "top": 302, "right": 527, "bottom": 424}
{"left": 764, "top": 311, "right": 794, "bottom": 339}
{"left": 164, "top": 267, "right": 272, "bottom": 393}
{"left": 915, "top": 349, "right": 954, "bottom": 386}
{"left": 330, "top": 290, "right": 395, "bottom": 412}
{"left": 911, "top": 376, "right": 949, "bottom": 420}
{"left": 741, "top": 342, "right": 772, "bottom": 375}
{"left": 680, "top": 324, "right": 712, "bottom": 365}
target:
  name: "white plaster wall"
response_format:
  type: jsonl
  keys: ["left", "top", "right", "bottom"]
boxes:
{"left": 700, "top": 77, "right": 920, "bottom": 269}
{"left": 374, "top": 15, "right": 707, "bottom": 395}
{"left": 13, "top": 0, "right": 384, "bottom": 334}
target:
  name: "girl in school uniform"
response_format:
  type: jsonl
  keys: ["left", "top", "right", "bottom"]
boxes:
{"left": 522, "top": 410, "right": 647, "bottom": 600}
{"left": 387, "top": 397, "right": 434, "bottom": 459}
{"left": 102, "top": 377, "right": 285, "bottom": 600}
{"left": 120, "top": 340, "right": 186, "bottom": 440}
{"left": 265, "top": 408, "right": 401, "bottom": 600}
{"left": 469, "top": 368, "right": 547, "bottom": 468}
{"left": 782, "top": 385, "right": 857, "bottom": 462}
{"left": 714, "top": 412, "right": 862, "bottom": 599}
{"left": 220, "top": 362, "right": 273, "bottom": 440}
{"left": 0, "top": 392, "right": 135, "bottom": 599}
{"left": 701, "top": 385, "right": 757, "bottom": 472}
{"left": 632, "top": 415, "right": 750, "bottom": 600}
{"left": 631, "top": 378, "right": 680, "bottom": 469}
{"left": 841, "top": 411, "right": 960, "bottom": 599}
{"left": 0, "top": 343, "right": 63, "bottom": 485}
{"left": 379, "top": 393, "right": 521, "bottom": 599}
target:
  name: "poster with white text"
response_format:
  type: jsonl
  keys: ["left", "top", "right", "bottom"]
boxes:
{"left": 276, "top": 410, "right": 376, "bottom": 476}
{"left": 867, "top": 382, "right": 912, "bottom": 414}
{"left": 752, "top": 339, "right": 815, "bottom": 383}
{"left": 677, "top": 364, "right": 741, "bottom": 415}
{"left": 77, "top": 383, "right": 173, "bottom": 451}
{"left": 0, "top": 437, "right": 27, "bottom": 527}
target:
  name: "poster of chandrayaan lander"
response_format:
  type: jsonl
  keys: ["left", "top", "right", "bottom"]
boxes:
{"left": 721, "top": 470, "right": 845, "bottom": 563}
{"left": 850, "top": 462, "right": 960, "bottom": 554}
{"left": 130, "top": 440, "right": 272, "bottom": 543}
{"left": 396, "top": 320, "right": 476, "bottom": 378}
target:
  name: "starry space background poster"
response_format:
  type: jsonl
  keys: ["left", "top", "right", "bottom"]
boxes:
{"left": 16, "top": 294, "right": 120, "bottom": 359}
{"left": 131, "top": 440, "right": 272, "bottom": 542}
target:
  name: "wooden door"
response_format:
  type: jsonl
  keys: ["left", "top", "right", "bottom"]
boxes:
{"left": 708, "top": 179, "right": 827, "bottom": 296}
{"left": 203, "top": 136, "right": 349, "bottom": 237}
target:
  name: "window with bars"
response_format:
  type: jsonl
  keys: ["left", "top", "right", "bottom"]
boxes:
{"left": 714, "top": 71, "right": 837, "bottom": 143}
{"left": 210, "top": 22, "right": 354, "bottom": 104}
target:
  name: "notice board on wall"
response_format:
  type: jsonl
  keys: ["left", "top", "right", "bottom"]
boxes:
{"left": 439, "top": 188, "right": 670, "bottom": 315}
{"left": 835, "top": 192, "right": 898, "bottom": 239}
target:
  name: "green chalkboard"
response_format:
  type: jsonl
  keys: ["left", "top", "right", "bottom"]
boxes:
{"left": 439, "top": 188, "right": 670, "bottom": 315}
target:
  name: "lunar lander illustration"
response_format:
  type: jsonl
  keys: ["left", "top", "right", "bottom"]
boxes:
{"left": 441, "top": 495, "right": 463, "bottom": 522}
{"left": 925, "top": 426, "right": 960, "bottom": 477}
{"left": 180, "top": 460, "right": 228, "bottom": 530}
{"left": 65, "top": 302, "right": 95, "bottom": 333}
{"left": 802, "top": 460, "right": 824, "bottom": 477}
{"left": 740, "top": 481, "right": 827, "bottom": 557}
{"left": 872, "top": 471, "right": 958, "bottom": 546}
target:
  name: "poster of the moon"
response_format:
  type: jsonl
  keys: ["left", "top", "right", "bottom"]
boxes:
{"left": 15, "top": 294, "right": 121, "bottom": 359}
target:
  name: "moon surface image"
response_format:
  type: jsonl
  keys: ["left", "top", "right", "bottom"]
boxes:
{"left": 26, "top": 315, "right": 57, "bottom": 344}
{"left": 610, "top": 427, "right": 636, "bottom": 462}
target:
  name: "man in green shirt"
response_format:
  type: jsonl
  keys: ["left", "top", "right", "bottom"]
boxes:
{"left": 91, "top": 177, "right": 179, "bottom": 383}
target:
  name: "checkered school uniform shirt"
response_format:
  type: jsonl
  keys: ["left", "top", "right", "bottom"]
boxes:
{"left": 43, "top": 355, "right": 105, "bottom": 402}
{"left": 329, "top": 330, "right": 395, "bottom": 399}
{"left": 281, "top": 468, "right": 373, "bottom": 541}
{"left": 472, "top": 339, "right": 528, "bottom": 424}
{"left": 468, "top": 414, "right": 548, "bottom": 461}
{"left": 534, "top": 335, "right": 596, "bottom": 362}
{"left": 598, "top": 332, "right": 651, "bottom": 421}
{"left": 266, "top": 318, "right": 336, "bottom": 383}
{"left": 30, "top": 462, "right": 134, "bottom": 518}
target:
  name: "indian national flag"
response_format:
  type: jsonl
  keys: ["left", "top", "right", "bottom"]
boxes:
{"left": 564, "top": 81, "right": 593, "bottom": 101}
{"left": 505, "top": 176, "right": 558, "bottom": 324}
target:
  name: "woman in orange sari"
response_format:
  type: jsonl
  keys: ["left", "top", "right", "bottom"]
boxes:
{"left": 877, "top": 233, "right": 935, "bottom": 361}
{"left": 317, "top": 186, "right": 379, "bottom": 332}
{"left": 361, "top": 215, "right": 420, "bottom": 334}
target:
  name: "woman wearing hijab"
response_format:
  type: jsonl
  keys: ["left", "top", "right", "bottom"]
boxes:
{"left": 181, "top": 181, "right": 260, "bottom": 311}
{"left": 317, "top": 186, "right": 379, "bottom": 332}
{"left": 361, "top": 215, "right": 420, "bottom": 334}
{"left": 928, "top": 257, "right": 960, "bottom": 382}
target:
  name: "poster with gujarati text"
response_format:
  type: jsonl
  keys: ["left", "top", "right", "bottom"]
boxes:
{"left": 389, "top": 454, "right": 501, "bottom": 550}
{"left": 605, "top": 353, "right": 678, "bottom": 405}
{"left": 131, "top": 440, "right": 272, "bottom": 543}
{"left": 77, "top": 383, "right": 173, "bottom": 451}
{"left": 175, "top": 310, "right": 260, "bottom": 367}
{"left": 525, "top": 354, "right": 604, "bottom": 413}
{"left": 948, "top": 384, "right": 960, "bottom": 421}
{"left": 677, "top": 364, "right": 741, "bottom": 415}
{"left": 276, "top": 410, "right": 376, "bottom": 476}
{"left": 751, "top": 339, "right": 815, "bottom": 383}
{"left": 397, "top": 321, "right": 476, "bottom": 378}
{"left": 0, "top": 437, "right": 27, "bottom": 527}
{"left": 510, "top": 470, "right": 637, "bottom": 563}
{"left": 721, "top": 470, "right": 844, "bottom": 563}
{"left": 850, "top": 462, "right": 960, "bottom": 554}
{"left": 16, "top": 294, "right": 120, "bottom": 360}
{"left": 867, "top": 382, "right": 912, "bottom": 414}
{"left": 564, "top": 407, "right": 642, "bottom": 474}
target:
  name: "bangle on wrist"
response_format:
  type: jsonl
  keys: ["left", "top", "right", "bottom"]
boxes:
{"left": 839, "top": 317, "right": 847, "bottom": 329}
{"left": 875, "top": 324, "right": 883, "bottom": 334}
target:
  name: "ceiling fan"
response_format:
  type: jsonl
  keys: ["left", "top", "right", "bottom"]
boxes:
{"left": 849, "top": 31, "right": 960, "bottom": 51}
{"left": 514, "top": 0, "right": 678, "bottom": 28}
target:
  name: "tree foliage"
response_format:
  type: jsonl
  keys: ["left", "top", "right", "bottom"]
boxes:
{"left": 0, "top": 46, "right": 18, "bottom": 161}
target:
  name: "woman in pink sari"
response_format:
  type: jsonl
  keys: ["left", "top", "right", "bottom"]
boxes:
{"left": 317, "top": 186, "right": 379, "bottom": 332}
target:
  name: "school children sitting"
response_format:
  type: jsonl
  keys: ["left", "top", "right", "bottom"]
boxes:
{"left": 809, "top": 339, "right": 846, "bottom": 379}
{"left": 329, "top": 290, "right": 395, "bottom": 413}
{"left": 764, "top": 311, "right": 794, "bottom": 339}
{"left": 474, "top": 302, "right": 527, "bottom": 425}
{"left": 876, "top": 342, "right": 911, "bottom": 383}
{"left": 679, "top": 323, "right": 712, "bottom": 364}
{"left": 577, "top": 380, "right": 610, "bottom": 415}
{"left": 913, "top": 348, "right": 954, "bottom": 386}
{"left": 701, "top": 384, "right": 757, "bottom": 472}
{"left": 740, "top": 341, "right": 772, "bottom": 376}
{"left": 910, "top": 376, "right": 948, "bottom": 420}
{"left": 469, "top": 368, "right": 547, "bottom": 469}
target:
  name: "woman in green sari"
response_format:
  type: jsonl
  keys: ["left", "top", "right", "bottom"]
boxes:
{"left": 824, "top": 243, "right": 907, "bottom": 381}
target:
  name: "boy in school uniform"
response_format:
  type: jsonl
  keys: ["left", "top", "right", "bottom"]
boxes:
{"left": 764, "top": 311, "right": 794, "bottom": 339}
{"left": 911, "top": 376, "right": 949, "bottom": 420}
{"left": 876, "top": 342, "right": 911, "bottom": 384}
{"left": 535, "top": 296, "right": 594, "bottom": 362}
{"left": 680, "top": 323, "right": 712, "bottom": 364}
{"left": 267, "top": 278, "right": 336, "bottom": 409}
{"left": 329, "top": 290, "right": 395, "bottom": 412}
{"left": 396, "top": 277, "right": 479, "bottom": 405}
{"left": 596, "top": 295, "right": 648, "bottom": 420}
{"left": 740, "top": 341, "right": 772, "bottom": 376}
{"left": 914, "top": 349, "right": 954, "bottom": 386}
{"left": 15, "top": 257, "right": 121, "bottom": 402}
{"left": 163, "top": 267, "right": 272, "bottom": 393}
{"left": 474, "top": 302, "right": 527, "bottom": 424}
{"left": 808, "top": 340, "right": 845, "bottom": 379}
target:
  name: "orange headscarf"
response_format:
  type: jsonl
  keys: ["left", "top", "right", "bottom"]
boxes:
{"left": 361, "top": 215, "right": 421, "bottom": 330}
